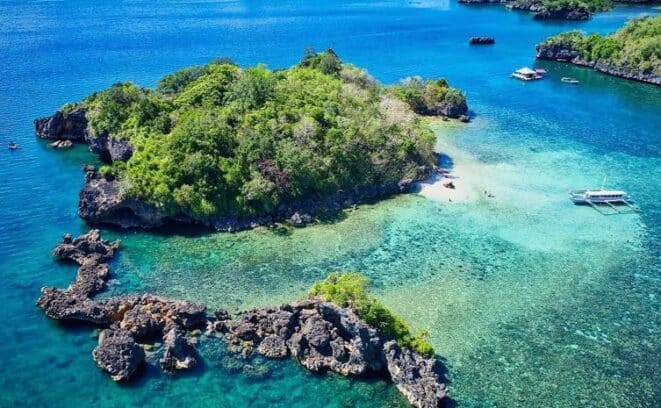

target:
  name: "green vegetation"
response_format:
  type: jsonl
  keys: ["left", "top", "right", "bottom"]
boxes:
{"left": 390, "top": 76, "right": 466, "bottom": 116}
{"left": 540, "top": 16, "right": 660, "bottom": 74}
{"left": 542, "top": 0, "right": 612, "bottom": 13}
{"left": 309, "top": 272, "right": 435, "bottom": 357}
{"left": 512, "top": 0, "right": 612, "bottom": 13}
{"left": 72, "top": 50, "right": 466, "bottom": 219}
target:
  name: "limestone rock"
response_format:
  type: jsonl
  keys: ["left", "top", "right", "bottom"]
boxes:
{"left": 160, "top": 326, "right": 198, "bottom": 372}
{"left": 35, "top": 108, "right": 88, "bottom": 141}
{"left": 383, "top": 341, "right": 448, "bottom": 408}
{"left": 93, "top": 329, "right": 145, "bottom": 381}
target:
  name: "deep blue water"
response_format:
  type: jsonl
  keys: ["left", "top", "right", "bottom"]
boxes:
{"left": 0, "top": 1, "right": 659, "bottom": 407}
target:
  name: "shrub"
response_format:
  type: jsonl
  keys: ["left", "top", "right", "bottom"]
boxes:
{"left": 309, "top": 272, "right": 435, "bottom": 357}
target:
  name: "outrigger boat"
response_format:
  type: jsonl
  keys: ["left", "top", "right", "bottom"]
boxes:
{"left": 569, "top": 183, "right": 638, "bottom": 215}
{"left": 511, "top": 67, "right": 543, "bottom": 81}
{"left": 561, "top": 77, "right": 580, "bottom": 84}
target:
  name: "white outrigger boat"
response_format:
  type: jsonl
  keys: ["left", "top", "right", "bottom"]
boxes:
{"left": 569, "top": 187, "right": 638, "bottom": 214}
{"left": 511, "top": 67, "right": 543, "bottom": 81}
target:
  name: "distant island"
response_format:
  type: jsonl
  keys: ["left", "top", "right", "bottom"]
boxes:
{"left": 536, "top": 16, "right": 661, "bottom": 85}
{"left": 38, "top": 230, "right": 448, "bottom": 408}
{"left": 458, "top": 0, "right": 655, "bottom": 21}
{"left": 35, "top": 50, "right": 468, "bottom": 231}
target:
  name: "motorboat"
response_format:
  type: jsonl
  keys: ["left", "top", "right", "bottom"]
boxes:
{"left": 561, "top": 77, "right": 580, "bottom": 84}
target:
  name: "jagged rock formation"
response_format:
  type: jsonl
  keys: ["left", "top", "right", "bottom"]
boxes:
{"left": 215, "top": 298, "right": 448, "bottom": 408}
{"left": 35, "top": 108, "right": 133, "bottom": 162}
{"left": 34, "top": 107, "right": 88, "bottom": 142}
{"left": 37, "top": 230, "right": 207, "bottom": 380}
{"left": 536, "top": 41, "right": 661, "bottom": 86}
{"left": 37, "top": 231, "right": 449, "bottom": 407}
{"left": 78, "top": 168, "right": 171, "bottom": 229}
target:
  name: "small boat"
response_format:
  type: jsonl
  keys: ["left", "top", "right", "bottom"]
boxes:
{"left": 8, "top": 142, "right": 18, "bottom": 150}
{"left": 534, "top": 68, "right": 547, "bottom": 76}
{"left": 569, "top": 189, "right": 628, "bottom": 204}
{"left": 511, "top": 67, "right": 543, "bottom": 81}
{"left": 561, "top": 77, "right": 580, "bottom": 84}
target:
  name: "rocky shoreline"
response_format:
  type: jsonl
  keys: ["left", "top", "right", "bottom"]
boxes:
{"left": 38, "top": 231, "right": 449, "bottom": 407}
{"left": 36, "top": 108, "right": 436, "bottom": 231}
{"left": 535, "top": 42, "right": 661, "bottom": 86}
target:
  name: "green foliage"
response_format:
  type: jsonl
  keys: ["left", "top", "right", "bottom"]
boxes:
{"left": 71, "top": 51, "right": 461, "bottom": 219}
{"left": 541, "top": 16, "right": 660, "bottom": 75}
{"left": 542, "top": 0, "right": 611, "bottom": 13}
{"left": 299, "top": 48, "right": 343, "bottom": 76}
{"left": 390, "top": 76, "right": 467, "bottom": 115}
{"left": 309, "top": 272, "right": 435, "bottom": 357}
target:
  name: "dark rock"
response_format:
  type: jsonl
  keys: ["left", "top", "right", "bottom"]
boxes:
{"left": 37, "top": 231, "right": 207, "bottom": 380}
{"left": 469, "top": 36, "right": 495, "bottom": 45}
{"left": 35, "top": 108, "right": 134, "bottom": 161}
{"left": 383, "top": 341, "right": 448, "bottom": 408}
{"left": 214, "top": 309, "right": 231, "bottom": 321}
{"left": 219, "top": 298, "right": 446, "bottom": 407}
{"left": 290, "top": 212, "right": 312, "bottom": 227}
{"left": 37, "top": 287, "right": 112, "bottom": 324}
{"left": 160, "top": 326, "right": 198, "bottom": 372}
{"left": 425, "top": 100, "right": 468, "bottom": 118}
{"left": 78, "top": 175, "right": 169, "bottom": 228}
{"left": 108, "top": 138, "right": 133, "bottom": 161}
{"left": 35, "top": 108, "right": 88, "bottom": 142}
{"left": 533, "top": 7, "right": 590, "bottom": 20}
{"left": 52, "top": 229, "right": 120, "bottom": 267}
{"left": 85, "top": 131, "right": 134, "bottom": 162}
{"left": 256, "top": 335, "right": 288, "bottom": 358}
{"left": 92, "top": 329, "right": 145, "bottom": 381}
{"left": 37, "top": 231, "right": 448, "bottom": 406}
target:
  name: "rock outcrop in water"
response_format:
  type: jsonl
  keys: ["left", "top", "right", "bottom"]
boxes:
{"left": 37, "top": 230, "right": 207, "bottom": 380}
{"left": 37, "top": 231, "right": 449, "bottom": 407}
{"left": 469, "top": 36, "right": 495, "bottom": 45}
{"left": 35, "top": 108, "right": 133, "bottom": 162}
{"left": 35, "top": 107, "right": 88, "bottom": 142}
{"left": 215, "top": 299, "right": 448, "bottom": 407}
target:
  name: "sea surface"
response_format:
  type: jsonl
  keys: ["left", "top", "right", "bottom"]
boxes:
{"left": 0, "top": 1, "right": 659, "bottom": 407}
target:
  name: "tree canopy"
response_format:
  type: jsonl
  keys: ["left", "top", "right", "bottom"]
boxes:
{"left": 69, "top": 50, "right": 466, "bottom": 219}
{"left": 540, "top": 16, "right": 661, "bottom": 74}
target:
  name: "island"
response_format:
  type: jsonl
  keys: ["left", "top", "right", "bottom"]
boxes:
{"left": 536, "top": 16, "right": 661, "bottom": 85}
{"left": 457, "top": 0, "right": 654, "bottom": 21}
{"left": 38, "top": 230, "right": 448, "bottom": 408}
{"left": 35, "top": 50, "right": 468, "bottom": 231}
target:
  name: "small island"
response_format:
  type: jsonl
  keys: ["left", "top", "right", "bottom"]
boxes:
{"left": 536, "top": 16, "right": 661, "bottom": 85}
{"left": 35, "top": 50, "right": 468, "bottom": 231}
{"left": 458, "top": 0, "right": 652, "bottom": 21}
{"left": 38, "top": 230, "right": 448, "bottom": 408}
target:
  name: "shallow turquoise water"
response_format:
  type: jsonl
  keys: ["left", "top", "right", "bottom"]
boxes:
{"left": 0, "top": 1, "right": 659, "bottom": 407}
